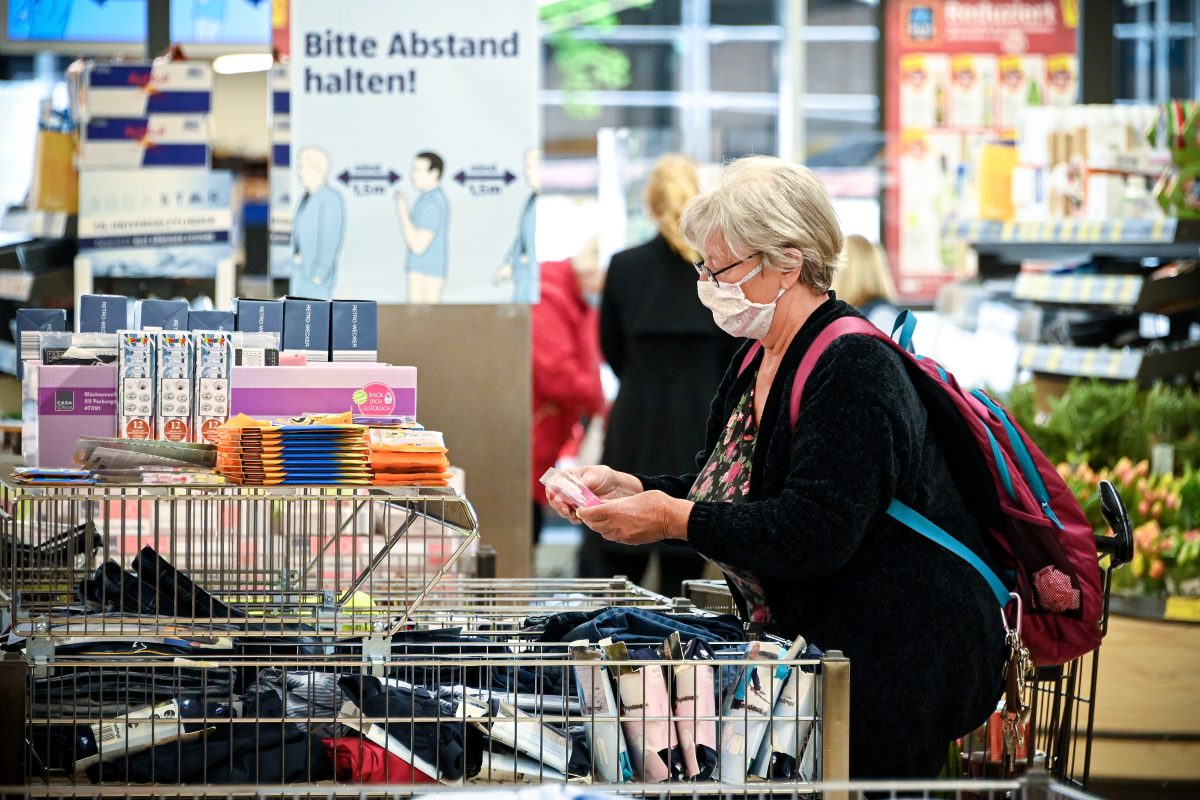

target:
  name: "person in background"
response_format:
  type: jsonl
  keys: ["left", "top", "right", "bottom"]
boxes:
{"left": 531, "top": 238, "right": 606, "bottom": 542}
{"left": 581, "top": 154, "right": 740, "bottom": 596}
{"left": 830, "top": 233, "right": 900, "bottom": 332}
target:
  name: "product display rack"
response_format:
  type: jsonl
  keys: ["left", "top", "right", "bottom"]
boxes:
{"left": 0, "top": 235, "right": 77, "bottom": 376}
{"left": 1, "top": 477, "right": 854, "bottom": 791}
{"left": 949, "top": 217, "right": 1200, "bottom": 384}
{"left": 946, "top": 218, "right": 1200, "bottom": 273}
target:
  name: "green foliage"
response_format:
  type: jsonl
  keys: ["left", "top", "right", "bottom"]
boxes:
{"left": 1004, "top": 379, "right": 1200, "bottom": 471}
{"left": 1143, "top": 382, "right": 1200, "bottom": 470}
{"left": 541, "top": 0, "right": 653, "bottom": 119}
{"left": 1043, "top": 379, "right": 1145, "bottom": 466}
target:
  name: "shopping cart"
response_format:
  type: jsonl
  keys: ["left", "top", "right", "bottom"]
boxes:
{"left": 685, "top": 480, "right": 1134, "bottom": 792}
{"left": 13, "top": 638, "right": 849, "bottom": 789}
{"left": 2, "top": 481, "right": 480, "bottom": 639}
{"left": 1002, "top": 479, "right": 1134, "bottom": 788}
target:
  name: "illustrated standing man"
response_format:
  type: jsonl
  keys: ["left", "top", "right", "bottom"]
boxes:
{"left": 394, "top": 151, "right": 450, "bottom": 304}
{"left": 291, "top": 146, "right": 345, "bottom": 300}
{"left": 494, "top": 147, "right": 540, "bottom": 303}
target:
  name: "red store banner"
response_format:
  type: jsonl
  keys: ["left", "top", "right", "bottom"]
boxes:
{"left": 884, "top": 0, "right": 1079, "bottom": 299}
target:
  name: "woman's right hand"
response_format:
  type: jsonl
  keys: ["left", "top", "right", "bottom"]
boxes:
{"left": 546, "top": 465, "right": 642, "bottom": 523}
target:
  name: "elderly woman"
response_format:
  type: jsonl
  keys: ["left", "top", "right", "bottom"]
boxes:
{"left": 550, "top": 156, "right": 1007, "bottom": 779}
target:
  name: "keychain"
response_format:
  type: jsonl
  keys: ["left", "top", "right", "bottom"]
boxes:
{"left": 999, "top": 593, "right": 1033, "bottom": 772}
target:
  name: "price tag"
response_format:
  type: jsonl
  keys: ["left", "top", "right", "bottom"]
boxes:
{"left": 1106, "top": 351, "right": 1123, "bottom": 377}
{"left": 1109, "top": 220, "right": 1124, "bottom": 242}
{"left": 1151, "top": 218, "right": 1166, "bottom": 241}
{"left": 1081, "top": 350, "right": 1097, "bottom": 375}
{"left": 1002, "top": 222, "right": 1016, "bottom": 241}
{"left": 1120, "top": 277, "right": 1141, "bottom": 304}
{"left": 1019, "top": 346, "right": 1036, "bottom": 369}
{"left": 1165, "top": 597, "right": 1200, "bottom": 622}
{"left": 1045, "top": 347, "right": 1063, "bottom": 372}
{"left": 1101, "top": 277, "right": 1119, "bottom": 303}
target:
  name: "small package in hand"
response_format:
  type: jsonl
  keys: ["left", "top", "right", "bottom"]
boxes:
{"left": 540, "top": 467, "right": 602, "bottom": 509}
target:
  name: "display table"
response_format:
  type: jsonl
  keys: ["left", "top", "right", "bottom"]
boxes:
{"left": 1086, "top": 612, "right": 1200, "bottom": 784}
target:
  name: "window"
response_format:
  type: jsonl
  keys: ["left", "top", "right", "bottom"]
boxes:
{"left": 541, "top": 0, "right": 789, "bottom": 179}
{"left": 1113, "top": 0, "right": 1199, "bottom": 103}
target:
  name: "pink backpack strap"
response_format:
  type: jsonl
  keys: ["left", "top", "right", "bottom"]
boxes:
{"left": 737, "top": 342, "right": 763, "bottom": 378}
{"left": 789, "top": 317, "right": 897, "bottom": 428}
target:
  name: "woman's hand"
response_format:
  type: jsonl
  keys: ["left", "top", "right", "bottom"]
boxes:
{"left": 545, "top": 465, "right": 641, "bottom": 523}
{"left": 577, "top": 490, "right": 692, "bottom": 546}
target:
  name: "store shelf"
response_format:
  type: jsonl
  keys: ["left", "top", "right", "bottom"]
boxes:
{"left": 947, "top": 218, "right": 1200, "bottom": 265}
{"left": 1018, "top": 341, "right": 1200, "bottom": 383}
{"left": 1012, "top": 268, "right": 1200, "bottom": 312}
{"left": 0, "top": 236, "right": 76, "bottom": 302}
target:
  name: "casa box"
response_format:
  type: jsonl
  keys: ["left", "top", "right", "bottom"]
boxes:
{"left": 23, "top": 362, "right": 117, "bottom": 467}
{"left": 229, "top": 364, "right": 416, "bottom": 422}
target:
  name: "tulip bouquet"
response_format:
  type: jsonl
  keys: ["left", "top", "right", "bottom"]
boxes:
{"left": 1059, "top": 459, "right": 1200, "bottom": 597}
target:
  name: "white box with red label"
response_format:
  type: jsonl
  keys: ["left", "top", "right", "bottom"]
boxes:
{"left": 154, "top": 331, "right": 194, "bottom": 442}
{"left": 193, "top": 330, "right": 233, "bottom": 444}
{"left": 229, "top": 364, "right": 416, "bottom": 423}
{"left": 117, "top": 331, "right": 154, "bottom": 440}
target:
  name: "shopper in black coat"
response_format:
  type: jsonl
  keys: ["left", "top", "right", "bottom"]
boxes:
{"left": 581, "top": 155, "right": 739, "bottom": 595}
{"left": 550, "top": 156, "right": 1007, "bottom": 778}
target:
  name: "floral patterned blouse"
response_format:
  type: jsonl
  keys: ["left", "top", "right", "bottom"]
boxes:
{"left": 687, "top": 387, "right": 772, "bottom": 625}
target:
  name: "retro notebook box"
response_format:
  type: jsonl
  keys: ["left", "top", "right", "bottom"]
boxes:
{"left": 229, "top": 305, "right": 414, "bottom": 420}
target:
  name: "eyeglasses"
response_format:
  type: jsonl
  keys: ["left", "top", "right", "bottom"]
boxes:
{"left": 692, "top": 252, "right": 761, "bottom": 283}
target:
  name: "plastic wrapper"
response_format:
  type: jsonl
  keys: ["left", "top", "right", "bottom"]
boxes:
{"left": 601, "top": 639, "right": 683, "bottom": 782}
{"left": 717, "top": 640, "right": 786, "bottom": 783}
{"left": 749, "top": 638, "right": 818, "bottom": 780}
{"left": 571, "top": 640, "right": 633, "bottom": 782}
{"left": 666, "top": 634, "right": 718, "bottom": 779}
{"left": 540, "top": 467, "right": 602, "bottom": 511}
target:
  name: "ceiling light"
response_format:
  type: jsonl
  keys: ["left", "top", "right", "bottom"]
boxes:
{"left": 213, "top": 53, "right": 273, "bottom": 75}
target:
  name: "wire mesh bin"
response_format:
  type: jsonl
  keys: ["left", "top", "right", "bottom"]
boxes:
{"left": 2, "top": 480, "right": 479, "bottom": 638}
{"left": 398, "top": 578, "right": 680, "bottom": 633}
{"left": 681, "top": 581, "right": 738, "bottom": 616}
{"left": 11, "top": 639, "right": 849, "bottom": 789}
{"left": 0, "top": 773, "right": 1105, "bottom": 798}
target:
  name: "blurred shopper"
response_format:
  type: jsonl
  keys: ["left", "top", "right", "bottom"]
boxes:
{"left": 531, "top": 239, "right": 606, "bottom": 542}
{"left": 831, "top": 233, "right": 900, "bottom": 331}
{"left": 581, "top": 154, "right": 739, "bottom": 595}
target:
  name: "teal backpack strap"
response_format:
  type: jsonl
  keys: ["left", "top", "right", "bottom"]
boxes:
{"left": 887, "top": 499, "right": 1011, "bottom": 606}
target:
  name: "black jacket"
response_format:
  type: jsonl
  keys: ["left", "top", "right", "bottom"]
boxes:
{"left": 600, "top": 233, "right": 741, "bottom": 475}
{"left": 639, "top": 296, "right": 1007, "bottom": 776}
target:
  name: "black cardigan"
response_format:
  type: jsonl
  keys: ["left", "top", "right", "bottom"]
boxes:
{"left": 639, "top": 297, "right": 1008, "bottom": 777}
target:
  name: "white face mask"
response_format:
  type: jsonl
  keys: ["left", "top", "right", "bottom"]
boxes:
{"left": 696, "top": 264, "right": 786, "bottom": 339}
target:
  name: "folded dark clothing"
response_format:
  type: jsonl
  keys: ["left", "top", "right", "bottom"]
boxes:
{"left": 85, "top": 721, "right": 334, "bottom": 784}
{"left": 525, "top": 607, "right": 746, "bottom": 645}
{"left": 132, "top": 545, "right": 245, "bottom": 620}
{"left": 388, "top": 636, "right": 569, "bottom": 698}
{"left": 77, "top": 547, "right": 244, "bottom": 622}
{"left": 77, "top": 560, "right": 174, "bottom": 616}
{"left": 32, "top": 661, "right": 237, "bottom": 718}
{"left": 338, "top": 674, "right": 483, "bottom": 781}
{"left": 2, "top": 521, "right": 101, "bottom": 568}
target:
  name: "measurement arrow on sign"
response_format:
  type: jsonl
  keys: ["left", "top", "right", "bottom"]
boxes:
{"left": 337, "top": 170, "right": 401, "bottom": 186}
{"left": 454, "top": 169, "right": 517, "bottom": 186}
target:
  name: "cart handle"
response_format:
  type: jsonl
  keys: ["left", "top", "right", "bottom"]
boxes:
{"left": 1095, "top": 479, "right": 1133, "bottom": 569}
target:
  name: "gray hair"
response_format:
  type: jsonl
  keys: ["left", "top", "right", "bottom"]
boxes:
{"left": 681, "top": 156, "right": 844, "bottom": 293}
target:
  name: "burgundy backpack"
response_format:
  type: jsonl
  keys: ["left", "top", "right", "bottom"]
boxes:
{"left": 738, "top": 312, "right": 1104, "bottom": 666}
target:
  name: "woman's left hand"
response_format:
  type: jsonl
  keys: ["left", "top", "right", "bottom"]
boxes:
{"left": 576, "top": 491, "right": 692, "bottom": 546}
